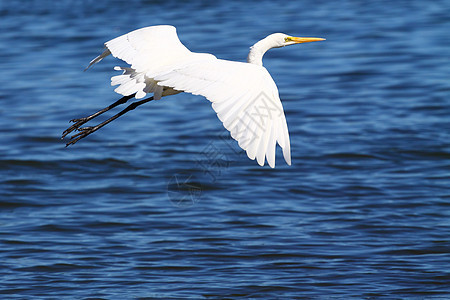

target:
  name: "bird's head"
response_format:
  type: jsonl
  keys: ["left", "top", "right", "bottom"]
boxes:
{"left": 248, "top": 32, "right": 325, "bottom": 66}
{"left": 267, "top": 33, "right": 325, "bottom": 48}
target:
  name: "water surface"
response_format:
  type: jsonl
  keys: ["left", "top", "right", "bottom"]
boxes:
{"left": 1, "top": 0, "right": 449, "bottom": 298}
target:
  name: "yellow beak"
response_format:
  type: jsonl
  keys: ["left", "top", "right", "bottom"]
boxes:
{"left": 287, "top": 36, "right": 326, "bottom": 43}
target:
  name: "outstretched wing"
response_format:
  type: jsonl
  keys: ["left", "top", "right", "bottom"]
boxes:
{"left": 87, "top": 25, "right": 215, "bottom": 99}
{"left": 154, "top": 59, "right": 291, "bottom": 168}
{"left": 87, "top": 25, "right": 291, "bottom": 167}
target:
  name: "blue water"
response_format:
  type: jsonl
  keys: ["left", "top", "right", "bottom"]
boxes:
{"left": 1, "top": 0, "right": 449, "bottom": 298}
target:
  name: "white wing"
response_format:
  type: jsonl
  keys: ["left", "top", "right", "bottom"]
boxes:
{"left": 87, "top": 25, "right": 215, "bottom": 99}
{"left": 154, "top": 60, "right": 291, "bottom": 168}
{"left": 87, "top": 25, "right": 291, "bottom": 168}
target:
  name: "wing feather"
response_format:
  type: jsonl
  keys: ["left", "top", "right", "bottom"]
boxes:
{"left": 154, "top": 59, "right": 291, "bottom": 167}
{"left": 86, "top": 25, "right": 215, "bottom": 99}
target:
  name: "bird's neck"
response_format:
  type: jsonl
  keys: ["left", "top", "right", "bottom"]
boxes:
{"left": 247, "top": 37, "right": 275, "bottom": 66}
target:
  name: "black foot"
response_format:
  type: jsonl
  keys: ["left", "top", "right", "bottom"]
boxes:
{"left": 62, "top": 117, "right": 90, "bottom": 139}
{"left": 65, "top": 126, "right": 98, "bottom": 147}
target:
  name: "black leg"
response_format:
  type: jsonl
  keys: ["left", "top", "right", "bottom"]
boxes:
{"left": 65, "top": 96, "right": 154, "bottom": 147}
{"left": 62, "top": 93, "right": 136, "bottom": 139}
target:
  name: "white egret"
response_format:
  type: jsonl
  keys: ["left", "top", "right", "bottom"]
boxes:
{"left": 62, "top": 25, "right": 324, "bottom": 168}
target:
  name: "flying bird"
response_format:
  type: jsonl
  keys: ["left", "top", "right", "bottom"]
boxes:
{"left": 62, "top": 25, "right": 324, "bottom": 168}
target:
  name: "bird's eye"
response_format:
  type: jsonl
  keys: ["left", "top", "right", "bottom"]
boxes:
{"left": 284, "top": 37, "right": 292, "bottom": 43}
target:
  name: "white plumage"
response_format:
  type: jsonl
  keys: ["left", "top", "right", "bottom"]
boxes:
{"left": 84, "top": 25, "right": 325, "bottom": 168}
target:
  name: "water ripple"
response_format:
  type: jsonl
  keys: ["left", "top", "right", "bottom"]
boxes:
{"left": 0, "top": 0, "right": 449, "bottom": 298}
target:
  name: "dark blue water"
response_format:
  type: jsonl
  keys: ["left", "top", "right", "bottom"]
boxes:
{"left": 1, "top": 0, "right": 449, "bottom": 298}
